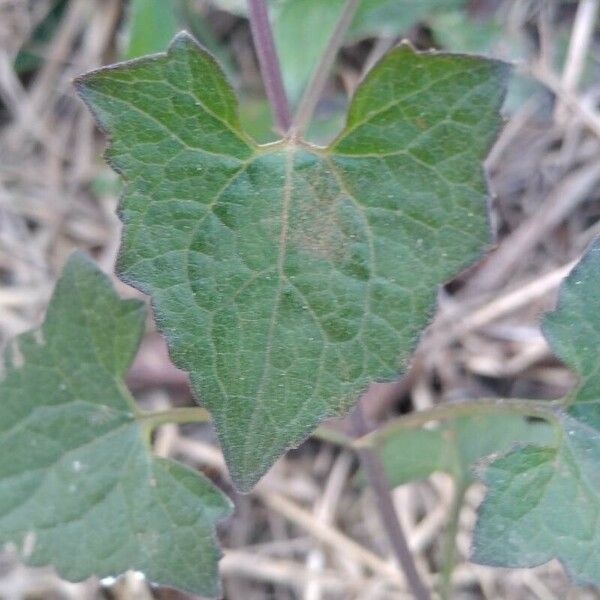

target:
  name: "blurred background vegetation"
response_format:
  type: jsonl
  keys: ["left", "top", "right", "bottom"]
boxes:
{"left": 0, "top": 1, "right": 599, "bottom": 599}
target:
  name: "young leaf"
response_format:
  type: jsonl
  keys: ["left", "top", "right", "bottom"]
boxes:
{"left": 473, "top": 239, "right": 600, "bottom": 585}
{"left": 75, "top": 32, "right": 508, "bottom": 491}
{"left": 377, "top": 415, "right": 554, "bottom": 487}
{"left": 0, "top": 253, "right": 232, "bottom": 597}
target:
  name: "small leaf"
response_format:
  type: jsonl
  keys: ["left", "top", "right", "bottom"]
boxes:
{"left": 0, "top": 254, "right": 232, "bottom": 597}
{"left": 76, "top": 33, "right": 508, "bottom": 491}
{"left": 377, "top": 415, "right": 553, "bottom": 487}
{"left": 473, "top": 239, "right": 600, "bottom": 585}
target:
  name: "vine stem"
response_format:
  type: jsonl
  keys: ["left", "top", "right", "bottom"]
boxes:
{"left": 291, "top": 0, "right": 360, "bottom": 137}
{"left": 357, "top": 397, "right": 564, "bottom": 448}
{"left": 138, "top": 406, "right": 210, "bottom": 429}
{"left": 351, "top": 400, "right": 432, "bottom": 600}
{"left": 247, "top": 0, "right": 291, "bottom": 133}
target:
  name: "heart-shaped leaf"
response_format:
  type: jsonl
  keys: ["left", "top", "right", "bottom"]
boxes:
{"left": 76, "top": 32, "right": 508, "bottom": 491}
{"left": 0, "top": 254, "right": 232, "bottom": 597}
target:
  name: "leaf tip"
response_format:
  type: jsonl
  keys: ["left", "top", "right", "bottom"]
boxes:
{"left": 165, "top": 30, "right": 224, "bottom": 79}
{"left": 167, "top": 30, "right": 200, "bottom": 53}
{"left": 395, "top": 38, "right": 418, "bottom": 53}
{"left": 228, "top": 466, "right": 261, "bottom": 495}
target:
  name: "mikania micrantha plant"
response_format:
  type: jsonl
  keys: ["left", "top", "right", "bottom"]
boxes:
{"left": 0, "top": 30, "right": 598, "bottom": 597}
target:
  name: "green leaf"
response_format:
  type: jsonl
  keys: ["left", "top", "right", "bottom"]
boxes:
{"left": 75, "top": 33, "right": 508, "bottom": 491}
{"left": 349, "top": 0, "right": 466, "bottom": 40}
{"left": 0, "top": 253, "right": 232, "bottom": 597}
{"left": 378, "top": 415, "right": 554, "bottom": 487}
{"left": 473, "top": 239, "right": 600, "bottom": 585}
{"left": 377, "top": 427, "right": 445, "bottom": 484}
{"left": 124, "top": 0, "right": 180, "bottom": 59}
{"left": 429, "top": 9, "right": 504, "bottom": 56}
{"left": 272, "top": 0, "right": 345, "bottom": 104}
{"left": 208, "top": 0, "right": 466, "bottom": 43}
{"left": 451, "top": 415, "right": 555, "bottom": 483}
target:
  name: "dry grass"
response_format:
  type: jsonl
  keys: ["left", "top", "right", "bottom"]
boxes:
{"left": 0, "top": 1, "right": 599, "bottom": 599}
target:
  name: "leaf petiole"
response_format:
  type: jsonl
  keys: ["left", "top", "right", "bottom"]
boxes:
{"left": 358, "top": 398, "right": 565, "bottom": 448}
{"left": 138, "top": 406, "right": 211, "bottom": 430}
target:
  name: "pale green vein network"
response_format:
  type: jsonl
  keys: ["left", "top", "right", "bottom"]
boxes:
{"left": 76, "top": 32, "right": 508, "bottom": 491}
{"left": 0, "top": 253, "right": 232, "bottom": 597}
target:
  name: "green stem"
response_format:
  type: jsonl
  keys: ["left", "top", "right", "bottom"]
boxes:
{"left": 138, "top": 406, "right": 211, "bottom": 430}
{"left": 440, "top": 481, "right": 467, "bottom": 600}
{"left": 136, "top": 397, "right": 563, "bottom": 451}
{"left": 313, "top": 425, "right": 355, "bottom": 447}
{"left": 358, "top": 398, "right": 564, "bottom": 448}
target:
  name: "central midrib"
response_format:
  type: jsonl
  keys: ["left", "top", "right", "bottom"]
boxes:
{"left": 251, "top": 144, "right": 295, "bottom": 417}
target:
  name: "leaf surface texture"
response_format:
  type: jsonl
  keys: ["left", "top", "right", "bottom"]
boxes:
{"left": 474, "top": 239, "right": 600, "bottom": 585}
{"left": 76, "top": 33, "right": 508, "bottom": 490}
{"left": 0, "top": 254, "right": 231, "bottom": 597}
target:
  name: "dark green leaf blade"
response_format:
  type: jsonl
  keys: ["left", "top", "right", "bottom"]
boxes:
{"left": 0, "top": 253, "right": 232, "bottom": 597}
{"left": 473, "top": 239, "right": 600, "bottom": 585}
{"left": 76, "top": 33, "right": 508, "bottom": 491}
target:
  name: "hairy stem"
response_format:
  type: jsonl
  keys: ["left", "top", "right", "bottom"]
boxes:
{"left": 137, "top": 397, "right": 562, "bottom": 449}
{"left": 358, "top": 397, "right": 564, "bottom": 448}
{"left": 440, "top": 481, "right": 467, "bottom": 600}
{"left": 292, "top": 0, "right": 359, "bottom": 136}
{"left": 247, "top": 0, "right": 291, "bottom": 133}
{"left": 138, "top": 406, "right": 211, "bottom": 429}
{"left": 351, "top": 401, "right": 432, "bottom": 600}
